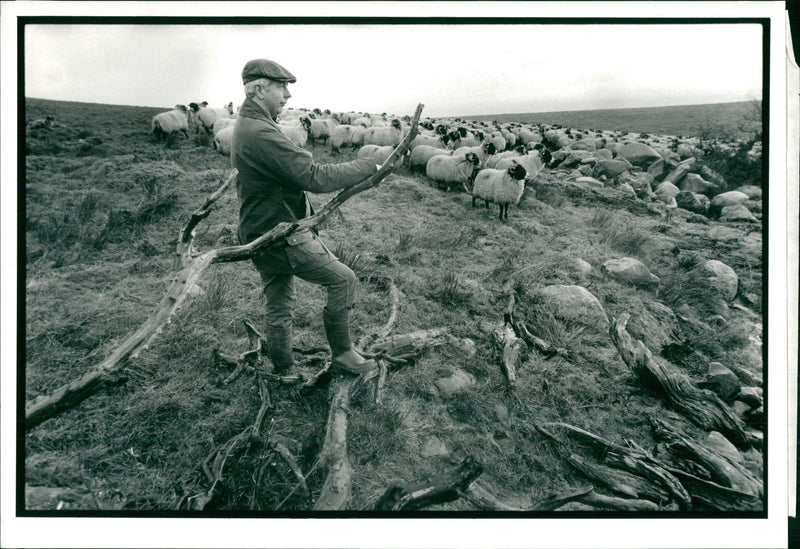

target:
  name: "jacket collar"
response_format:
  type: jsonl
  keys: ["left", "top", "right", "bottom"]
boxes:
{"left": 239, "top": 97, "right": 275, "bottom": 124}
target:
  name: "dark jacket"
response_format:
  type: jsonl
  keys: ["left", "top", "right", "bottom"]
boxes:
{"left": 231, "top": 98, "right": 377, "bottom": 244}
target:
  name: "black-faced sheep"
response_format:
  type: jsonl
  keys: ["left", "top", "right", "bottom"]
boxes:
{"left": 471, "top": 163, "right": 528, "bottom": 221}
{"left": 410, "top": 132, "right": 451, "bottom": 151}
{"left": 362, "top": 119, "right": 403, "bottom": 147}
{"left": 152, "top": 105, "right": 190, "bottom": 141}
{"left": 494, "top": 150, "right": 543, "bottom": 179}
{"left": 486, "top": 145, "right": 526, "bottom": 168}
{"left": 301, "top": 116, "right": 337, "bottom": 146}
{"left": 451, "top": 142, "right": 497, "bottom": 168}
{"left": 213, "top": 126, "right": 233, "bottom": 155}
{"left": 426, "top": 152, "right": 481, "bottom": 192}
{"left": 197, "top": 102, "right": 234, "bottom": 134}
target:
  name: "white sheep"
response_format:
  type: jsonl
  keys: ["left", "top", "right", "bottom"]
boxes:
{"left": 362, "top": 119, "right": 403, "bottom": 147}
{"left": 372, "top": 145, "right": 397, "bottom": 165}
{"left": 278, "top": 120, "right": 308, "bottom": 148}
{"left": 471, "top": 163, "right": 528, "bottom": 221}
{"left": 494, "top": 151, "right": 543, "bottom": 179}
{"left": 488, "top": 132, "right": 507, "bottom": 153}
{"left": 330, "top": 124, "right": 365, "bottom": 154}
{"left": 408, "top": 145, "right": 452, "bottom": 172}
{"left": 356, "top": 144, "right": 382, "bottom": 160}
{"left": 213, "top": 126, "right": 234, "bottom": 155}
{"left": 426, "top": 152, "right": 481, "bottom": 192}
{"left": 197, "top": 102, "right": 234, "bottom": 134}
{"left": 451, "top": 142, "right": 497, "bottom": 168}
{"left": 486, "top": 145, "right": 527, "bottom": 168}
{"left": 301, "top": 117, "right": 337, "bottom": 146}
{"left": 353, "top": 115, "right": 372, "bottom": 128}
{"left": 152, "top": 105, "right": 190, "bottom": 141}
{"left": 212, "top": 116, "right": 237, "bottom": 137}
{"left": 410, "top": 132, "right": 451, "bottom": 151}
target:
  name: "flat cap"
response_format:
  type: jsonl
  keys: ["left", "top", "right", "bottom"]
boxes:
{"left": 241, "top": 58, "right": 296, "bottom": 84}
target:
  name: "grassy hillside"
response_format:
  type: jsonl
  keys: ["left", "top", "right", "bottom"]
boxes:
{"left": 460, "top": 101, "right": 762, "bottom": 142}
{"left": 21, "top": 98, "right": 764, "bottom": 514}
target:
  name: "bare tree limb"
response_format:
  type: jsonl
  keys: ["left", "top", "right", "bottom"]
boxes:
{"left": 313, "top": 379, "right": 355, "bottom": 511}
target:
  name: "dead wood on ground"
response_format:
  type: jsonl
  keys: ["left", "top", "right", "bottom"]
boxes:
{"left": 313, "top": 379, "right": 355, "bottom": 511}
{"left": 609, "top": 313, "right": 752, "bottom": 447}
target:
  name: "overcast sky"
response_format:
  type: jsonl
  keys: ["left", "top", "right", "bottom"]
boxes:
{"left": 24, "top": 22, "right": 763, "bottom": 118}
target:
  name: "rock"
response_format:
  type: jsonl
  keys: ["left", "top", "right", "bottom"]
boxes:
{"left": 675, "top": 190, "right": 710, "bottom": 214}
{"left": 711, "top": 190, "right": 749, "bottom": 208}
{"left": 460, "top": 278, "right": 493, "bottom": 307}
{"left": 617, "top": 182, "right": 636, "bottom": 197}
{"left": 593, "top": 148, "right": 614, "bottom": 160}
{"left": 574, "top": 176, "right": 604, "bottom": 188}
{"left": 676, "top": 143, "right": 694, "bottom": 159}
{"left": 720, "top": 204, "right": 758, "bottom": 223}
{"left": 601, "top": 257, "right": 660, "bottom": 289}
{"left": 571, "top": 257, "right": 594, "bottom": 278}
{"left": 654, "top": 181, "right": 681, "bottom": 203}
{"left": 494, "top": 403, "right": 509, "bottom": 422}
{"left": 627, "top": 300, "right": 682, "bottom": 352}
{"left": 593, "top": 159, "right": 632, "bottom": 179}
{"left": 697, "top": 362, "right": 741, "bottom": 401}
{"left": 615, "top": 142, "right": 663, "bottom": 169}
{"left": 699, "top": 165, "right": 727, "bottom": 187}
{"left": 577, "top": 164, "right": 594, "bottom": 177}
{"left": 646, "top": 157, "right": 667, "bottom": 180}
{"left": 532, "top": 285, "right": 609, "bottom": 329}
{"left": 435, "top": 369, "right": 476, "bottom": 396}
{"left": 731, "top": 399, "right": 752, "bottom": 419}
{"left": 616, "top": 171, "right": 654, "bottom": 191}
{"left": 663, "top": 157, "right": 696, "bottom": 185}
{"left": 680, "top": 173, "right": 718, "bottom": 195}
{"left": 736, "top": 185, "right": 762, "bottom": 199}
{"left": 736, "top": 386, "right": 763, "bottom": 409}
{"left": 701, "top": 260, "right": 738, "bottom": 301}
{"left": 420, "top": 436, "right": 449, "bottom": 458}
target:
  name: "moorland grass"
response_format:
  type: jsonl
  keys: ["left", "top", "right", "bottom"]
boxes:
{"left": 22, "top": 98, "right": 763, "bottom": 512}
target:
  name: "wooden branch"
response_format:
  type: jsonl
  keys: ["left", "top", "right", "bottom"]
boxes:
{"left": 579, "top": 491, "right": 662, "bottom": 511}
{"left": 374, "top": 456, "right": 483, "bottom": 511}
{"left": 491, "top": 321, "right": 523, "bottom": 387}
{"left": 609, "top": 313, "right": 751, "bottom": 446}
{"left": 313, "top": 379, "right": 355, "bottom": 511}
{"left": 566, "top": 453, "right": 671, "bottom": 503}
{"left": 661, "top": 465, "right": 763, "bottom": 512}
{"left": 176, "top": 170, "right": 238, "bottom": 268}
{"left": 25, "top": 104, "right": 425, "bottom": 429}
{"left": 357, "top": 280, "right": 401, "bottom": 350}
{"left": 271, "top": 441, "right": 312, "bottom": 509}
{"left": 367, "top": 327, "right": 459, "bottom": 362}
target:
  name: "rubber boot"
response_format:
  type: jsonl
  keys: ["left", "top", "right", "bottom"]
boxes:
{"left": 266, "top": 326, "right": 295, "bottom": 375}
{"left": 323, "top": 309, "right": 377, "bottom": 375}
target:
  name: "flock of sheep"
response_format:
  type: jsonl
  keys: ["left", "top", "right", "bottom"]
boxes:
{"left": 151, "top": 101, "right": 744, "bottom": 223}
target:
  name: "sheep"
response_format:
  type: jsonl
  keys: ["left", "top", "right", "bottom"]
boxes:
{"left": 362, "top": 119, "right": 403, "bottom": 147}
{"left": 212, "top": 116, "right": 237, "bottom": 137}
{"left": 408, "top": 145, "right": 452, "bottom": 172}
{"left": 152, "top": 104, "right": 190, "bottom": 141}
{"left": 353, "top": 115, "right": 372, "bottom": 127}
{"left": 488, "top": 132, "right": 507, "bottom": 153}
{"left": 356, "top": 144, "right": 382, "bottom": 160}
{"left": 278, "top": 121, "right": 308, "bottom": 148}
{"left": 451, "top": 142, "right": 497, "bottom": 168}
{"left": 486, "top": 145, "right": 526, "bottom": 168}
{"left": 494, "top": 151, "right": 543, "bottom": 179}
{"left": 425, "top": 152, "right": 481, "bottom": 192}
{"left": 330, "top": 124, "right": 366, "bottom": 154}
{"left": 410, "top": 132, "right": 451, "bottom": 151}
{"left": 301, "top": 116, "right": 337, "bottom": 146}
{"left": 29, "top": 115, "right": 55, "bottom": 130}
{"left": 195, "top": 102, "right": 234, "bottom": 134}
{"left": 471, "top": 163, "right": 528, "bottom": 221}
{"left": 213, "top": 126, "right": 234, "bottom": 155}
{"left": 372, "top": 145, "right": 397, "bottom": 165}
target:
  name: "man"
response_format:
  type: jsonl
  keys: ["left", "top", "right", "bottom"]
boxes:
{"left": 231, "top": 58, "right": 378, "bottom": 375}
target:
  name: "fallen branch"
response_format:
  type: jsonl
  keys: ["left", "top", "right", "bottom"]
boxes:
{"left": 357, "top": 280, "right": 401, "bottom": 350}
{"left": 374, "top": 456, "right": 483, "bottom": 511}
{"left": 313, "top": 379, "right": 355, "bottom": 511}
{"left": 609, "top": 313, "right": 751, "bottom": 446}
{"left": 25, "top": 103, "right": 425, "bottom": 429}
{"left": 366, "top": 327, "right": 468, "bottom": 363}
{"left": 491, "top": 321, "right": 524, "bottom": 387}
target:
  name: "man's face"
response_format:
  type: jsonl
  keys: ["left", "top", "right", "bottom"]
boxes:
{"left": 260, "top": 80, "right": 291, "bottom": 118}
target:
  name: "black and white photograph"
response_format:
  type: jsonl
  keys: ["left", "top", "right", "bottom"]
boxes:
{"left": 1, "top": 1, "right": 794, "bottom": 548}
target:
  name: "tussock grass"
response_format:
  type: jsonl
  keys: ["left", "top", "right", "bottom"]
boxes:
{"left": 22, "top": 98, "right": 763, "bottom": 513}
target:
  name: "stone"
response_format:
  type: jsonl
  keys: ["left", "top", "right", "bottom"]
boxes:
{"left": 593, "top": 159, "right": 632, "bottom": 179}
{"left": 616, "top": 171, "right": 654, "bottom": 191}
{"left": 680, "top": 173, "right": 718, "bottom": 195}
{"left": 420, "top": 436, "right": 449, "bottom": 458}
{"left": 675, "top": 190, "right": 710, "bottom": 214}
{"left": 731, "top": 400, "right": 752, "bottom": 419}
{"left": 736, "top": 386, "right": 763, "bottom": 409}
{"left": 601, "top": 257, "right": 660, "bottom": 289}
{"left": 720, "top": 204, "right": 758, "bottom": 223}
{"left": 617, "top": 182, "right": 636, "bottom": 197}
{"left": 736, "top": 185, "right": 762, "bottom": 199}
{"left": 593, "top": 148, "right": 614, "bottom": 160}
{"left": 646, "top": 157, "right": 667, "bottom": 180}
{"left": 615, "top": 142, "right": 663, "bottom": 169}
{"left": 532, "top": 285, "right": 609, "bottom": 329}
{"left": 711, "top": 190, "right": 749, "bottom": 208}
{"left": 701, "top": 260, "right": 738, "bottom": 301}
{"left": 574, "top": 176, "right": 604, "bottom": 188}
{"left": 577, "top": 164, "right": 594, "bottom": 177}
{"left": 494, "top": 403, "right": 509, "bottom": 422}
{"left": 676, "top": 143, "right": 694, "bottom": 159}
{"left": 654, "top": 181, "right": 681, "bottom": 203}
{"left": 697, "top": 362, "right": 741, "bottom": 401}
{"left": 435, "top": 369, "right": 476, "bottom": 396}
{"left": 663, "top": 157, "right": 696, "bottom": 185}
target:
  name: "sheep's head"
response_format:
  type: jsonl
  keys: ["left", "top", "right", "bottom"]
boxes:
{"left": 189, "top": 102, "right": 200, "bottom": 112}
{"left": 476, "top": 131, "right": 485, "bottom": 141}
{"left": 507, "top": 163, "right": 527, "bottom": 181}
{"left": 482, "top": 142, "right": 497, "bottom": 155}
{"left": 448, "top": 130, "right": 461, "bottom": 142}
{"left": 300, "top": 117, "right": 311, "bottom": 131}
{"left": 176, "top": 104, "right": 188, "bottom": 113}
{"left": 457, "top": 127, "right": 468, "bottom": 138}
{"left": 435, "top": 124, "right": 447, "bottom": 135}
{"left": 391, "top": 119, "right": 402, "bottom": 130}
{"left": 514, "top": 145, "right": 526, "bottom": 154}
{"left": 441, "top": 134, "right": 451, "bottom": 146}
{"left": 465, "top": 152, "right": 480, "bottom": 166}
